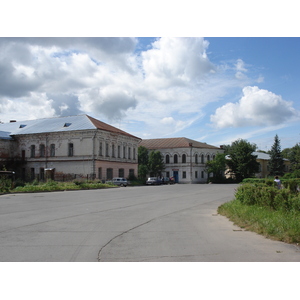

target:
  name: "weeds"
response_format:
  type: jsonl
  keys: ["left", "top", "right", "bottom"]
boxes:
{"left": 219, "top": 180, "right": 300, "bottom": 243}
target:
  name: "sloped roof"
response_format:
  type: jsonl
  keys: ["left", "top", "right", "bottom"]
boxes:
{"left": 0, "top": 115, "right": 140, "bottom": 139}
{"left": 140, "top": 137, "right": 220, "bottom": 150}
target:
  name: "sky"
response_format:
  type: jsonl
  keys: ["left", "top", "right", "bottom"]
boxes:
{"left": 0, "top": 36, "right": 299, "bottom": 151}
{"left": 1, "top": 1, "right": 299, "bottom": 152}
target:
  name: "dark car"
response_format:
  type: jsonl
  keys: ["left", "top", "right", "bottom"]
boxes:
{"left": 146, "top": 177, "right": 162, "bottom": 185}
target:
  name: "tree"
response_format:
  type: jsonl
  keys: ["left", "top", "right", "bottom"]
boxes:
{"left": 226, "top": 139, "right": 259, "bottom": 182}
{"left": 148, "top": 150, "right": 165, "bottom": 177}
{"left": 288, "top": 143, "right": 300, "bottom": 171}
{"left": 138, "top": 146, "right": 149, "bottom": 181}
{"left": 268, "top": 134, "right": 285, "bottom": 176}
{"left": 205, "top": 153, "right": 226, "bottom": 182}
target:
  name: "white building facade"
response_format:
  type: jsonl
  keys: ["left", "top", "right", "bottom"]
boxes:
{"left": 140, "top": 138, "right": 223, "bottom": 183}
{"left": 0, "top": 115, "right": 141, "bottom": 181}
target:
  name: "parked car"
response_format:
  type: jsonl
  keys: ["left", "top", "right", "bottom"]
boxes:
{"left": 109, "top": 177, "right": 128, "bottom": 187}
{"left": 146, "top": 177, "right": 162, "bottom": 185}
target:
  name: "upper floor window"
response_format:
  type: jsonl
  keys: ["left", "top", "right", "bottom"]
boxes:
{"left": 174, "top": 154, "right": 178, "bottom": 164}
{"left": 99, "top": 142, "right": 103, "bottom": 156}
{"left": 195, "top": 154, "right": 198, "bottom": 164}
{"left": 50, "top": 144, "right": 55, "bottom": 157}
{"left": 68, "top": 143, "right": 74, "bottom": 156}
{"left": 166, "top": 154, "right": 170, "bottom": 164}
{"left": 123, "top": 146, "right": 126, "bottom": 159}
{"left": 106, "top": 143, "right": 109, "bottom": 157}
{"left": 40, "top": 144, "right": 45, "bottom": 157}
{"left": 112, "top": 144, "right": 115, "bottom": 158}
{"left": 133, "top": 148, "right": 136, "bottom": 160}
{"left": 201, "top": 154, "right": 204, "bottom": 163}
{"left": 30, "top": 145, "right": 35, "bottom": 158}
{"left": 118, "top": 145, "right": 121, "bottom": 158}
{"left": 128, "top": 147, "right": 131, "bottom": 159}
{"left": 207, "top": 155, "right": 210, "bottom": 162}
{"left": 182, "top": 154, "right": 186, "bottom": 163}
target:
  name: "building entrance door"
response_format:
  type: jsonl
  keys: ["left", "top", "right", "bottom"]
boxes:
{"left": 173, "top": 171, "right": 179, "bottom": 183}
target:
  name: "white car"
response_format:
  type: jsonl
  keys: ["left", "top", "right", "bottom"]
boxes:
{"left": 111, "top": 177, "right": 128, "bottom": 187}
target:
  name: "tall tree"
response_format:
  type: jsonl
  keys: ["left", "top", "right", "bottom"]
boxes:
{"left": 226, "top": 139, "right": 259, "bottom": 182}
{"left": 268, "top": 134, "right": 285, "bottom": 176}
{"left": 288, "top": 143, "right": 300, "bottom": 171}
{"left": 205, "top": 153, "right": 226, "bottom": 182}
{"left": 148, "top": 150, "right": 165, "bottom": 177}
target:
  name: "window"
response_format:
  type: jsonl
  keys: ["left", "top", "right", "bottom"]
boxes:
{"left": 68, "top": 143, "right": 74, "bottom": 156}
{"left": 166, "top": 155, "right": 170, "bottom": 164}
{"left": 133, "top": 148, "right": 136, "bottom": 160}
{"left": 182, "top": 154, "right": 186, "bottom": 163}
{"left": 119, "top": 168, "right": 124, "bottom": 178}
{"left": 112, "top": 144, "right": 115, "bottom": 158}
{"left": 118, "top": 146, "right": 121, "bottom": 158}
{"left": 99, "top": 142, "right": 103, "bottom": 156}
{"left": 50, "top": 144, "right": 55, "bottom": 157}
{"left": 21, "top": 150, "right": 25, "bottom": 160}
{"left": 174, "top": 154, "right": 178, "bottom": 163}
{"left": 207, "top": 155, "right": 210, "bottom": 162}
{"left": 106, "top": 143, "right": 109, "bottom": 157}
{"left": 123, "top": 146, "right": 126, "bottom": 158}
{"left": 195, "top": 154, "right": 198, "bottom": 164}
{"left": 98, "top": 168, "right": 102, "bottom": 179}
{"left": 40, "top": 168, "right": 45, "bottom": 181}
{"left": 129, "top": 169, "right": 135, "bottom": 178}
{"left": 201, "top": 171, "right": 204, "bottom": 178}
{"left": 166, "top": 171, "right": 170, "bottom": 177}
{"left": 128, "top": 147, "right": 131, "bottom": 159}
{"left": 31, "top": 168, "right": 35, "bottom": 180}
{"left": 106, "top": 168, "right": 113, "bottom": 180}
{"left": 30, "top": 145, "right": 35, "bottom": 158}
{"left": 195, "top": 171, "right": 198, "bottom": 178}
{"left": 40, "top": 144, "right": 45, "bottom": 157}
{"left": 201, "top": 154, "right": 204, "bottom": 163}
{"left": 183, "top": 171, "right": 186, "bottom": 179}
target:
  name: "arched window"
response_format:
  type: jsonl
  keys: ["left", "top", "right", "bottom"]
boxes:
{"left": 166, "top": 154, "right": 170, "bottom": 164}
{"left": 182, "top": 154, "right": 186, "bottom": 163}
{"left": 207, "top": 155, "right": 210, "bottom": 162}
{"left": 201, "top": 154, "right": 204, "bottom": 163}
{"left": 174, "top": 154, "right": 178, "bottom": 163}
{"left": 195, "top": 154, "right": 198, "bottom": 164}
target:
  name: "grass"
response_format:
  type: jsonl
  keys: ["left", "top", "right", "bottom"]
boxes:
{"left": 218, "top": 198, "right": 300, "bottom": 244}
{"left": 9, "top": 180, "right": 116, "bottom": 193}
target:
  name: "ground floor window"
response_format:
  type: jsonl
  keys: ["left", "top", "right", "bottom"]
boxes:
{"left": 182, "top": 171, "right": 186, "bottom": 179}
{"left": 98, "top": 168, "right": 102, "bottom": 179}
{"left": 40, "top": 168, "right": 45, "bottom": 181}
{"left": 106, "top": 168, "right": 113, "bottom": 180}
{"left": 195, "top": 171, "right": 198, "bottom": 178}
{"left": 119, "top": 168, "right": 124, "bottom": 177}
{"left": 129, "top": 169, "right": 135, "bottom": 178}
{"left": 31, "top": 168, "right": 35, "bottom": 180}
{"left": 166, "top": 171, "right": 170, "bottom": 177}
{"left": 201, "top": 171, "right": 204, "bottom": 178}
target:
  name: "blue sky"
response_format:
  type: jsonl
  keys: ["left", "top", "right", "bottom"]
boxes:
{"left": 0, "top": 37, "right": 299, "bottom": 151}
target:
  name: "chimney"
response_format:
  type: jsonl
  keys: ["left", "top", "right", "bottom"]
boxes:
{"left": 10, "top": 120, "right": 17, "bottom": 123}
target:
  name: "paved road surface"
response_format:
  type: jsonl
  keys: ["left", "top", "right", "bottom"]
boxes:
{"left": 0, "top": 184, "right": 299, "bottom": 261}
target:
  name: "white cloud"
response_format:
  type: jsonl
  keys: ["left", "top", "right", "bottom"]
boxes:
{"left": 210, "top": 86, "right": 300, "bottom": 128}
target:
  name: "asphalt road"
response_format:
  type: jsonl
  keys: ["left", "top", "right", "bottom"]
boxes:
{"left": 0, "top": 184, "right": 299, "bottom": 262}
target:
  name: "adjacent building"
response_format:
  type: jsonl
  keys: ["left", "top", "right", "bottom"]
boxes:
{"left": 140, "top": 137, "right": 223, "bottom": 183}
{"left": 0, "top": 115, "right": 141, "bottom": 181}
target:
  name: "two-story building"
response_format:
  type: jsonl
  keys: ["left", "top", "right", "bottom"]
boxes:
{"left": 0, "top": 115, "right": 141, "bottom": 181}
{"left": 140, "top": 137, "right": 223, "bottom": 183}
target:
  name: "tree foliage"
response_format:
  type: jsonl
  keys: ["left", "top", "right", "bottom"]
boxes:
{"left": 148, "top": 150, "right": 165, "bottom": 177}
{"left": 268, "top": 134, "right": 285, "bottom": 176}
{"left": 226, "top": 139, "right": 259, "bottom": 182}
{"left": 205, "top": 153, "right": 226, "bottom": 181}
{"left": 282, "top": 143, "right": 300, "bottom": 171}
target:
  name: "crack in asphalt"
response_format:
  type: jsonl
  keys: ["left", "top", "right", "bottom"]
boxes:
{"left": 97, "top": 200, "right": 217, "bottom": 262}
